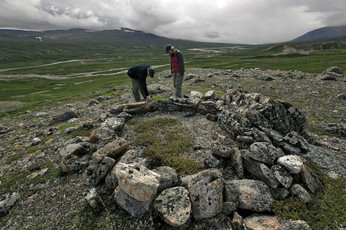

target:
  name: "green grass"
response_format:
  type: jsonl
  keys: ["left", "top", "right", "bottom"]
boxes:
{"left": 273, "top": 162, "right": 346, "bottom": 229}
{"left": 130, "top": 117, "right": 202, "bottom": 175}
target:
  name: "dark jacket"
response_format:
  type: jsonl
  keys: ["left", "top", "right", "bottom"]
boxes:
{"left": 170, "top": 49, "right": 185, "bottom": 75}
{"left": 127, "top": 64, "right": 151, "bottom": 96}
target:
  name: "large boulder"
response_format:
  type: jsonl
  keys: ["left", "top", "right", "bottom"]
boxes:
{"left": 115, "top": 162, "right": 160, "bottom": 201}
{"left": 188, "top": 169, "right": 224, "bottom": 220}
{"left": 154, "top": 186, "right": 191, "bottom": 227}
{"left": 224, "top": 179, "right": 274, "bottom": 212}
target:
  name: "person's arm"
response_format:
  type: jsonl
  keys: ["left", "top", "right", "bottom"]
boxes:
{"left": 177, "top": 52, "right": 185, "bottom": 75}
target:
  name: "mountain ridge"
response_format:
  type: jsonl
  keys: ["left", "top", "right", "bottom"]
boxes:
{"left": 291, "top": 25, "right": 346, "bottom": 42}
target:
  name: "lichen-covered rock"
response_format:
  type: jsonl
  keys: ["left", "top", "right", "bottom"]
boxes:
{"left": 245, "top": 142, "right": 285, "bottom": 165}
{"left": 115, "top": 162, "right": 160, "bottom": 201}
{"left": 243, "top": 214, "right": 311, "bottom": 230}
{"left": 154, "top": 186, "right": 191, "bottom": 227}
{"left": 90, "top": 156, "right": 116, "bottom": 185}
{"left": 188, "top": 169, "right": 224, "bottom": 220}
{"left": 224, "top": 179, "right": 274, "bottom": 212}
{"left": 271, "top": 164, "right": 293, "bottom": 189}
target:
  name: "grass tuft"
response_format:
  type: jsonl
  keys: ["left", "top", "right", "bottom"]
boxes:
{"left": 132, "top": 117, "right": 202, "bottom": 175}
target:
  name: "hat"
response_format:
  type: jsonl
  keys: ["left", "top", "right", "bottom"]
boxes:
{"left": 165, "top": 44, "right": 173, "bottom": 53}
{"left": 148, "top": 67, "right": 155, "bottom": 78}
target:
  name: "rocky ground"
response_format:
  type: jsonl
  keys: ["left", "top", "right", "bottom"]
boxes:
{"left": 0, "top": 67, "right": 345, "bottom": 229}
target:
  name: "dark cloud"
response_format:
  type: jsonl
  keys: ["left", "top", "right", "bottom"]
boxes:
{"left": 0, "top": 0, "right": 345, "bottom": 44}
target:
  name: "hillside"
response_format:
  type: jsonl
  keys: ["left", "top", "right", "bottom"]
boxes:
{"left": 0, "top": 67, "right": 345, "bottom": 229}
{"left": 291, "top": 25, "right": 346, "bottom": 42}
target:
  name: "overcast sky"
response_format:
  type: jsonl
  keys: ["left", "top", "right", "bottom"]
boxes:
{"left": 0, "top": 0, "right": 345, "bottom": 44}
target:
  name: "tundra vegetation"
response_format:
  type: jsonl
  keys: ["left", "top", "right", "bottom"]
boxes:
{"left": 0, "top": 30, "right": 345, "bottom": 229}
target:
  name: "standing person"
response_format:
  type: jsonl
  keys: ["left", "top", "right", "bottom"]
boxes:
{"left": 165, "top": 44, "right": 185, "bottom": 98}
{"left": 127, "top": 64, "right": 155, "bottom": 102}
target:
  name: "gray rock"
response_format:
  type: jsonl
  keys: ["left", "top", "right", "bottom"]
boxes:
{"left": 101, "top": 117, "right": 125, "bottom": 134}
{"left": 289, "top": 184, "right": 313, "bottom": 203}
{"left": 224, "top": 179, "right": 274, "bottom": 212}
{"left": 212, "top": 142, "right": 232, "bottom": 158}
{"left": 304, "top": 144, "right": 346, "bottom": 178}
{"left": 271, "top": 164, "right": 293, "bottom": 189}
{"left": 0, "top": 192, "right": 20, "bottom": 216}
{"left": 243, "top": 214, "right": 311, "bottom": 230}
{"left": 32, "top": 137, "right": 41, "bottom": 146}
{"left": 109, "top": 104, "right": 126, "bottom": 115}
{"left": 84, "top": 188, "right": 103, "bottom": 213}
{"left": 231, "top": 147, "right": 244, "bottom": 178}
{"left": 188, "top": 169, "right": 224, "bottom": 220}
{"left": 270, "top": 187, "right": 290, "bottom": 200}
{"left": 300, "top": 165, "right": 324, "bottom": 194}
{"left": 52, "top": 110, "right": 78, "bottom": 123}
{"left": 59, "top": 154, "right": 89, "bottom": 175}
{"left": 59, "top": 143, "right": 88, "bottom": 157}
{"left": 90, "top": 156, "right": 116, "bottom": 185}
{"left": 230, "top": 212, "right": 244, "bottom": 230}
{"left": 283, "top": 131, "right": 310, "bottom": 153}
{"left": 90, "top": 127, "right": 117, "bottom": 142}
{"left": 204, "top": 90, "right": 215, "bottom": 100}
{"left": 154, "top": 186, "right": 191, "bottom": 227}
{"left": 242, "top": 156, "right": 280, "bottom": 189}
{"left": 105, "top": 165, "right": 118, "bottom": 191}
{"left": 88, "top": 99, "right": 99, "bottom": 106}
{"left": 204, "top": 155, "right": 222, "bottom": 169}
{"left": 153, "top": 166, "right": 179, "bottom": 192}
{"left": 114, "top": 186, "right": 154, "bottom": 218}
{"left": 277, "top": 155, "right": 304, "bottom": 174}
{"left": 246, "top": 142, "right": 285, "bottom": 165}
{"left": 184, "top": 74, "right": 196, "bottom": 81}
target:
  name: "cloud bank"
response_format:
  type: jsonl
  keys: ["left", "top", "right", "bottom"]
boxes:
{"left": 0, "top": 0, "right": 345, "bottom": 44}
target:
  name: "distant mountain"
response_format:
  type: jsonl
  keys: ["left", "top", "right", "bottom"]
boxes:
{"left": 291, "top": 26, "right": 346, "bottom": 42}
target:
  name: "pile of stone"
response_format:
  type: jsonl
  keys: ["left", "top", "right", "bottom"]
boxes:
{"left": 317, "top": 66, "right": 344, "bottom": 80}
{"left": 6, "top": 89, "right": 326, "bottom": 228}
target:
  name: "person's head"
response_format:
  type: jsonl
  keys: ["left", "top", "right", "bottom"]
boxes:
{"left": 165, "top": 44, "right": 174, "bottom": 55}
{"left": 147, "top": 67, "right": 155, "bottom": 78}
